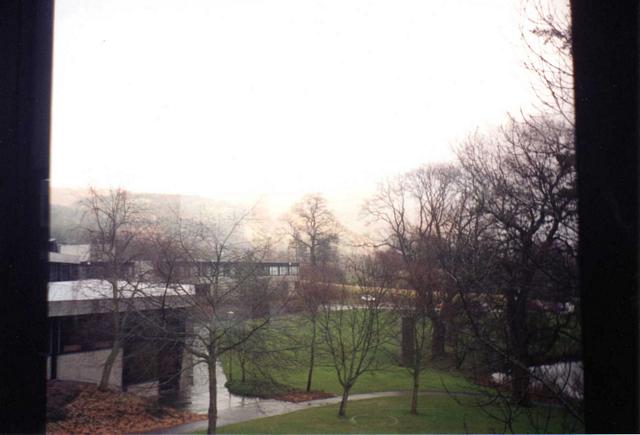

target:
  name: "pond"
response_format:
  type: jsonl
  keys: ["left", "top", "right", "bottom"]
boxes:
{"left": 491, "top": 360, "right": 583, "bottom": 399}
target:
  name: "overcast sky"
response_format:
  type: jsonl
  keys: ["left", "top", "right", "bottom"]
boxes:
{"left": 51, "top": 0, "right": 544, "bottom": 226}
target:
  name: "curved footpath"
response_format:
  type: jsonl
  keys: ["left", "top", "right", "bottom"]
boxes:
{"left": 141, "top": 389, "right": 543, "bottom": 434}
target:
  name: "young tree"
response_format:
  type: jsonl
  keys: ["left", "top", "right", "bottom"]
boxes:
{"left": 285, "top": 194, "right": 343, "bottom": 393}
{"left": 295, "top": 264, "right": 339, "bottom": 392}
{"left": 319, "top": 254, "right": 394, "bottom": 417}
{"left": 366, "top": 164, "right": 470, "bottom": 414}
{"left": 392, "top": 289, "right": 433, "bottom": 415}
{"left": 143, "top": 210, "right": 290, "bottom": 434}
{"left": 81, "top": 187, "right": 149, "bottom": 391}
{"left": 286, "top": 194, "right": 340, "bottom": 267}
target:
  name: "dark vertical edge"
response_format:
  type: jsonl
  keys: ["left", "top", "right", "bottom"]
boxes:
{"left": 571, "top": 1, "right": 639, "bottom": 432}
{"left": 0, "top": 1, "right": 53, "bottom": 433}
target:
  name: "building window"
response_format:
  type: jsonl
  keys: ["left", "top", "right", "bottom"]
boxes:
{"left": 59, "top": 314, "right": 113, "bottom": 353}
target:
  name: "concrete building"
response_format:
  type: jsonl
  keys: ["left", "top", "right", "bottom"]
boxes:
{"left": 47, "top": 279, "right": 193, "bottom": 395}
{"left": 46, "top": 242, "right": 299, "bottom": 396}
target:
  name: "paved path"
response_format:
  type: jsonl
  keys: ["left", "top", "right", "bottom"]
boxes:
{"left": 143, "top": 388, "right": 563, "bottom": 434}
{"left": 145, "top": 390, "right": 474, "bottom": 434}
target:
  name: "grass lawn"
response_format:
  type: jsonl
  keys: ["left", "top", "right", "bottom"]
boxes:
{"left": 214, "top": 313, "right": 583, "bottom": 434}
{"left": 274, "top": 363, "right": 474, "bottom": 395}
{"left": 222, "top": 313, "right": 476, "bottom": 397}
{"left": 211, "top": 395, "right": 583, "bottom": 434}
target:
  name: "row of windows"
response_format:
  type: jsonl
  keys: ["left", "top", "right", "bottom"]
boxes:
{"left": 48, "top": 262, "right": 135, "bottom": 282}
{"left": 267, "top": 265, "right": 299, "bottom": 276}
{"left": 172, "top": 262, "right": 299, "bottom": 278}
{"left": 49, "top": 261, "right": 299, "bottom": 282}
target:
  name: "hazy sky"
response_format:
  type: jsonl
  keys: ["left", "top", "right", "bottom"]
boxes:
{"left": 51, "top": 0, "right": 542, "bottom": 225}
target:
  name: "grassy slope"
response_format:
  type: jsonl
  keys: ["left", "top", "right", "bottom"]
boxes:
{"left": 275, "top": 363, "right": 473, "bottom": 395}
{"left": 215, "top": 313, "right": 583, "bottom": 434}
{"left": 213, "top": 395, "right": 582, "bottom": 434}
{"left": 221, "top": 313, "right": 476, "bottom": 396}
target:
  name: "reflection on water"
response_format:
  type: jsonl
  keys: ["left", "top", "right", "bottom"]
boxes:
{"left": 161, "top": 361, "right": 261, "bottom": 414}
{"left": 491, "top": 360, "right": 583, "bottom": 399}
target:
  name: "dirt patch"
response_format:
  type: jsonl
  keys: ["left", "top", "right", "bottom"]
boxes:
{"left": 272, "top": 390, "right": 336, "bottom": 403}
{"left": 46, "top": 380, "right": 206, "bottom": 434}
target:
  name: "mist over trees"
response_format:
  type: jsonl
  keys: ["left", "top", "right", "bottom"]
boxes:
{"left": 50, "top": 188, "right": 248, "bottom": 245}
{"left": 285, "top": 194, "right": 341, "bottom": 268}
{"left": 45, "top": 1, "right": 583, "bottom": 431}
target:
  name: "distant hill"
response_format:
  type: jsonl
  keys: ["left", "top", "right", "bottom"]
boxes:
{"left": 50, "top": 186, "right": 87, "bottom": 206}
{"left": 49, "top": 187, "right": 370, "bottom": 252}
{"left": 49, "top": 187, "right": 249, "bottom": 244}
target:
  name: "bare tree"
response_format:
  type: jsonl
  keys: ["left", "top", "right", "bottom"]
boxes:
{"left": 366, "top": 164, "right": 470, "bottom": 414}
{"left": 440, "top": 2, "right": 581, "bottom": 426}
{"left": 80, "top": 187, "right": 150, "bottom": 391}
{"left": 141, "top": 209, "right": 290, "bottom": 434}
{"left": 319, "top": 254, "right": 395, "bottom": 417}
{"left": 294, "top": 264, "right": 340, "bottom": 392}
{"left": 286, "top": 194, "right": 340, "bottom": 267}
{"left": 392, "top": 288, "right": 433, "bottom": 415}
{"left": 521, "top": 0, "right": 573, "bottom": 124}
{"left": 455, "top": 116, "right": 578, "bottom": 409}
{"left": 284, "top": 194, "right": 344, "bottom": 393}
{"left": 366, "top": 164, "right": 464, "bottom": 356}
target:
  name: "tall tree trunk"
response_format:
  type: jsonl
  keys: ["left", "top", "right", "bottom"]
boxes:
{"left": 430, "top": 316, "right": 446, "bottom": 359}
{"left": 511, "top": 360, "right": 530, "bottom": 406}
{"left": 207, "top": 359, "right": 218, "bottom": 434}
{"left": 410, "top": 356, "right": 421, "bottom": 415}
{"left": 100, "top": 280, "right": 122, "bottom": 391}
{"left": 507, "top": 288, "right": 530, "bottom": 406}
{"left": 309, "top": 244, "right": 316, "bottom": 266}
{"left": 401, "top": 316, "right": 416, "bottom": 367}
{"left": 305, "top": 318, "right": 317, "bottom": 392}
{"left": 240, "top": 355, "right": 246, "bottom": 383}
{"left": 98, "top": 336, "right": 122, "bottom": 391}
{"left": 338, "top": 386, "right": 351, "bottom": 417}
{"left": 509, "top": 321, "right": 530, "bottom": 405}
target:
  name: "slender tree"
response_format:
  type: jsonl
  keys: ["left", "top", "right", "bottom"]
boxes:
{"left": 81, "top": 187, "right": 149, "bottom": 391}
{"left": 319, "top": 254, "right": 395, "bottom": 417}
{"left": 295, "top": 264, "right": 339, "bottom": 392}
{"left": 141, "top": 209, "right": 290, "bottom": 434}
{"left": 285, "top": 194, "right": 343, "bottom": 392}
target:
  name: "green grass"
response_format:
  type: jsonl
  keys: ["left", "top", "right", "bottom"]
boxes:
{"left": 273, "top": 363, "right": 474, "bottom": 395}
{"left": 212, "top": 313, "right": 583, "bottom": 434}
{"left": 210, "top": 395, "right": 583, "bottom": 434}
{"left": 221, "top": 313, "right": 476, "bottom": 396}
